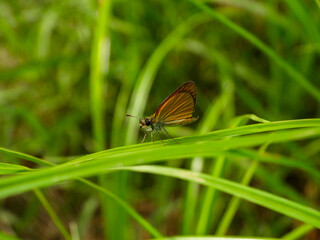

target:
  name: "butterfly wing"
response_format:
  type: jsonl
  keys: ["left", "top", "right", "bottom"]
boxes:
{"left": 151, "top": 81, "right": 198, "bottom": 126}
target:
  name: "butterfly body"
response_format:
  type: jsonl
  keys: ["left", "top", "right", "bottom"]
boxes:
{"left": 127, "top": 81, "right": 198, "bottom": 144}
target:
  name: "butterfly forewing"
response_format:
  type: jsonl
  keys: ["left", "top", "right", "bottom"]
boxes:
{"left": 151, "top": 81, "right": 197, "bottom": 125}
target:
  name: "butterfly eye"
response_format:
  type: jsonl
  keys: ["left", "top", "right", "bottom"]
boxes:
{"left": 145, "top": 119, "right": 151, "bottom": 126}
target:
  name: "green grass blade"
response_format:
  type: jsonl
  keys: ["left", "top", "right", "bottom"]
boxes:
{"left": 226, "top": 145, "right": 320, "bottom": 202}
{"left": 0, "top": 147, "right": 162, "bottom": 238}
{"left": 89, "top": 0, "right": 112, "bottom": 151}
{"left": 254, "top": 166, "right": 309, "bottom": 205}
{"left": 0, "top": 126, "right": 319, "bottom": 200}
{"left": 36, "top": 10, "right": 58, "bottom": 59}
{"left": 284, "top": 0, "right": 320, "bottom": 44}
{"left": 226, "top": 149, "right": 320, "bottom": 182}
{"left": 34, "top": 189, "right": 72, "bottom": 240}
{"left": 77, "top": 179, "right": 163, "bottom": 238}
{"left": 70, "top": 119, "right": 320, "bottom": 164}
{"left": 184, "top": 91, "right": 233, "bottom": 234}
{"left": 196, "top": 155, "right": 225, "bottom": 234}
{"left": 187, "top": 0, "right": 320, "bottom": 103}
{"left": 0, "top": 152, "right": 71, "bottom": 239}
{"left": 0, "top": 147, "right": 52, "bottom": 166}
{"left": 216, "top": 145, "right": 268, "bottom": 235}
{"left": 89, "top": 1, "right": 113, "bottom": 239}
{"left": 216, "top": 160, "right": 259, "bottom": 235}
{"left": 0, "top": 163, "right": 31, "bottom": 174}
{"left": 77, "top": 197, "right": 98, "bottom": 240}
{"left": 282, "top": 224, "right": 314, "bottom": 239}
{"left": 121, "top": 165, "right": 320, "bottom": 229}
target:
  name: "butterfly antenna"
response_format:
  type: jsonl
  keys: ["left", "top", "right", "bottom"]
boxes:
{"left": 126, "top": 114, "right": 139, "bottom": 118}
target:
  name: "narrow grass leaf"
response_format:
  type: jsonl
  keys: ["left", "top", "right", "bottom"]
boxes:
{"left": 0, "top": 127, "right": 319, "bottom": 200}
{"left": 121, "top": 165, "right": 320, "bottom": 228}
{"left": 282, "top": 224, "right": 314, "bottom": 239}
{"left": 34, "top": 189, "right": 72, "bottom": 240}
{"left": 0, "top": 163, "right": 31, "bottom": 174}
{"left": 0, "top": 147, "right": 162, "bottom": 238}
{"left": 187, "top": 0, "right": 320, "bottom": 102}
{"left": 0, "top": 147, "right": 51, "bottom": 166}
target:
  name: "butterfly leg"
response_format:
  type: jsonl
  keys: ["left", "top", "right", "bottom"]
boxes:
{"left": 150, "top": 131, "right": 154, "bottom": 143}
{"left": 141, "top": 132, "right": 147, "bottom": 143}
{"left": 154, "top": 129, "right": 165, "bottom": 146}
{"left": 162, "top": 127, "right": 179, "bottom": 144}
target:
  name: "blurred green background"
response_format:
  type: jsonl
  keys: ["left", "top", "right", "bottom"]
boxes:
{"left": 0, "top": 0, "right": 319, "bottom": 239}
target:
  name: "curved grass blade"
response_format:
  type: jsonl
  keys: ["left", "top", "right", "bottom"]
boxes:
{"left": 120, "top": 165, "right": 320, "bottom": 229}
{"left": 187, "top": 0, "right": 320, "bottom": 103}
{"left": 0, "top": 163, "right": 31, "bottom": 175}
{"left": 0, "top": 127, "right": 319, "bottom": 200}
{"left": 77, "top": 179, "right": 163, "bottom": 238}
{"left": 282, "top": 224, "right": 314, "bottom": 239}
{"left": 68, "top": 119, "right": 320, "bottom": 165}
{"left": 34, "top": 189, "right": 72, "bottom": 240}
{"left": 0, "top": 147, "right": 51, "bottom": 166}
{"left": 216, "top": 145, "right": 268, "bottom": 235}
{"left": 0, "top": 148, "right": 163, "bottom": 238}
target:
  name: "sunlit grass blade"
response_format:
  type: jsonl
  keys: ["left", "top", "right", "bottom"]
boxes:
{"left": 0, "top": 163, "right": 31, "bottom": 174}
{"left": 0, "top": 147, "right": 51, "bottom": 166}
{"left": 282, "top": 224, "right": 314, "bottom": 239}
{"left": 89, "top": 0, "right": 113, "bottom": 238}
{"left": 89, "top": 0, "right": 112, "bottom": 151}
{"left": 69, "top": 119, "right": 320, "bottom": 165}
{"left": 120, "top": 165, "right": 320, "bottom": 228}
{"left": 0, "top": 126, "right": 319, "bottom": 200}
{"left": 0, "top": 147, "right": 162, "bottom": 238}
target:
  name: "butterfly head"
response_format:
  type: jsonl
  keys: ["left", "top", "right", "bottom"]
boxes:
{"left": 139, "top": 117, "right": 152, "bottom": 129}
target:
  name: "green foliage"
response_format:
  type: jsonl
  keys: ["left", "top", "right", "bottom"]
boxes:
{"left": 0, "top": 0, "right": 319, "bottom": 239}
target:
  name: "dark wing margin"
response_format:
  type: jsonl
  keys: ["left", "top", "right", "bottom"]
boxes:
{"left": 152, "top": 81, "right": 197, "bottom": 122}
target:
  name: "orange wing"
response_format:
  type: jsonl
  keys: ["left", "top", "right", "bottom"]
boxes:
{"left": 151, "top": 81, "right": 198, "bottom": 126}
